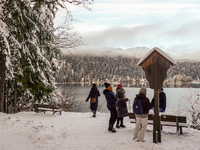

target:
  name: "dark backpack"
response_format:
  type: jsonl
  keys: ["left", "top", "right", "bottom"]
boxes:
{"left": 133, "top": 99, "right": 143, "bottom": 115}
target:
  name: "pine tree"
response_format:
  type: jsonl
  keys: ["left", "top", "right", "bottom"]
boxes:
{"left": 0, "top": 0, "right": 93, "bottom": 112}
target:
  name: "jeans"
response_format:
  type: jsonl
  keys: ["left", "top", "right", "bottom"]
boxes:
{"left": 92, "top": 110, "right": 96, "bottom": 115}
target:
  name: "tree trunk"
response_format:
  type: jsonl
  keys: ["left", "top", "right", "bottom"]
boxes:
{"left": 14, "top": 79, "right": 17, "bottom": 113}
{"left": 0, "top": 52, "right": 5, "bottom": 112}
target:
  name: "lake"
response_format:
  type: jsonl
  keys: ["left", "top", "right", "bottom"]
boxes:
{"left": 57, "top": 84, "right": 200, "bottom": 116}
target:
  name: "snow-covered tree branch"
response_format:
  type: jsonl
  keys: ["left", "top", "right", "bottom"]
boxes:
{"left": 0, "top": 0, "right": 94, "bottom": 112}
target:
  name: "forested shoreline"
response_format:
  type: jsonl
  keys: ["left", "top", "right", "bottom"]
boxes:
{"left": 55, "top": 55, "right": 200, "bottom": 87}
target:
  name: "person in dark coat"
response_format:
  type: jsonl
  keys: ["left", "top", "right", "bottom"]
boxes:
{"left": 152, "top": 88, "right": 166, "bottom": 130}
{"left": 86, "top": 84, "right": 100, "bottom": 117}
{"left": 133, "top": 87, "right": 153, "bottom": 142}
{"left": 158, "top": 88, "right": 166, "bottom": 112}
{"left": 116, "top": 84, "right": 128, "bottom": 128}
{"left": 152, "top": 88, "right": 166, "bottom": 112}
{"left": 103, "top": 82, "right": 117, "bottom": 133}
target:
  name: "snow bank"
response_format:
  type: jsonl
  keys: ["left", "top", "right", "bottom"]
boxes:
{"left": 0, "top": 112, "right": 199, "bottom": 150}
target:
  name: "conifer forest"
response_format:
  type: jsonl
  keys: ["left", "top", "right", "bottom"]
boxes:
{"left": 55, "top": 55, "right": 200, "bottom": 87}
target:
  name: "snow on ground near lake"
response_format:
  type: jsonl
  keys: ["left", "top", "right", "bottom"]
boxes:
{"left": 0, "top": 111, "right": 200, "bottom": 150}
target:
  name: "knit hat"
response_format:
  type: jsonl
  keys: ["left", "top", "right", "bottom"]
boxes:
{"left": 117, "top": 84, "right": 123, "bottom": 88}
{"left": 159, "top": 88, "right": 164, "bottom": 93}
{"left": 104, "top": 82, "right": 110, "bottom": 88}
{"left": 139, "top": 87, "right": 147, "bottom": 96}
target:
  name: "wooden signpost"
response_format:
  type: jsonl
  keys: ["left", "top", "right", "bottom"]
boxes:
{"left": 138, "top": 47, "right": 176, "bottom": 143}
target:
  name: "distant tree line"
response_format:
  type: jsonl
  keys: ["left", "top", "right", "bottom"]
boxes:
{"left": 55, "top": 55, "right": 200, "bottom": 85}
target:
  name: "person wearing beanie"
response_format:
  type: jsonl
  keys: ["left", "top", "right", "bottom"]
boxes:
{"left": 104, "top": 82, "right": 110, "bottom": 88}
{"left": 116, "top": 84, "right": 128, "bottom": 128}
{"left": 103, "top": 82, "right": 117, "bottom": 133}
{"left": 133, "top": 87, "right": 153, "bottom": 142}
{"left": 139, "top": 87, "right": 147, "bottom": 96}
{"left": 86, "top": 83, "right": 100, "bottom": 117}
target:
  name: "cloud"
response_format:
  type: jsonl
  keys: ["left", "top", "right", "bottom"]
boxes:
{"left": 75, "top": 8, "right": 200, "bottom": 56}
{"left": 56, "top": 0, "right": 200, "bottom": 57}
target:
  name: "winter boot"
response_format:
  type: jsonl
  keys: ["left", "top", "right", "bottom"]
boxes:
{"left": 108, "top": 126, "right": 116, "bottom": 132}
{"left": 120, "top": 124, "right": 126, "bottom": 128}
{"left": 108, "top": 125, "right": 112, "bottom": 131}
{"left": 109, "top": 127, "right": 116, "bottom": 132}
{"left": 116, "top": 124, "right": 120, "bottom": 128}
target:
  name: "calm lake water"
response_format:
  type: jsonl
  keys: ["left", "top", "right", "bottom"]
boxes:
{"left": 57, "top": 84, "right": 200, "bottom": 116}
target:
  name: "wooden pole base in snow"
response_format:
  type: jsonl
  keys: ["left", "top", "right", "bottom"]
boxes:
{"left": 153, "top": 89, "right": 161, "bottom": 143}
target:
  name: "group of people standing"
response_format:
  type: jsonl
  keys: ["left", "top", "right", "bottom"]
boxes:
{"left": 103, "top": 82, "right": 129, "bottom": 132}
{"left": 86, "top": 83, "right": 166, "bottom": 142}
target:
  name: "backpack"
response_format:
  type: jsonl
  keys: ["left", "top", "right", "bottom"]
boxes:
{"left": 133, "top": 99, "right": 143, "bottom": 115}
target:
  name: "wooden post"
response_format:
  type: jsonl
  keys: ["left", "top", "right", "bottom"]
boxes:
{"left": 138, "top": 47, "right": 176, "bottom": 143}
{"left": 153, "top": 89, "right": 161, "bottom": 143}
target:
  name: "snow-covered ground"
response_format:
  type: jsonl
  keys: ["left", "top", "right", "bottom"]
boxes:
{"left": 0, "top": 111, "right": 199, "bottom": 150}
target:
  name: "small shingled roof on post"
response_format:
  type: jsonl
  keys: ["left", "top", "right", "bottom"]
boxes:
{"left": 138, "top": 47, "right": 177, "bottom": 67}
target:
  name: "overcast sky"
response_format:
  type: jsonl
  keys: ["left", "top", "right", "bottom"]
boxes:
{"left": 54, "top": 0, "right": 200, "bottom": 57}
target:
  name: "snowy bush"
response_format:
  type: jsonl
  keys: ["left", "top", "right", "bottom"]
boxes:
{"left": 49, "top": 86, "right": 78, "bottom": 111}
{"left": 190, "top": 97, "right": 200, "bottom": 130}
{"left": 174, "top": 89, "right": 200, "bottom": 130}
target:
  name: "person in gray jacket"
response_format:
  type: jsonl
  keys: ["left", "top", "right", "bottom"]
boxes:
{"left": 116, "top": 84, "right": 128, "bottom": 128}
